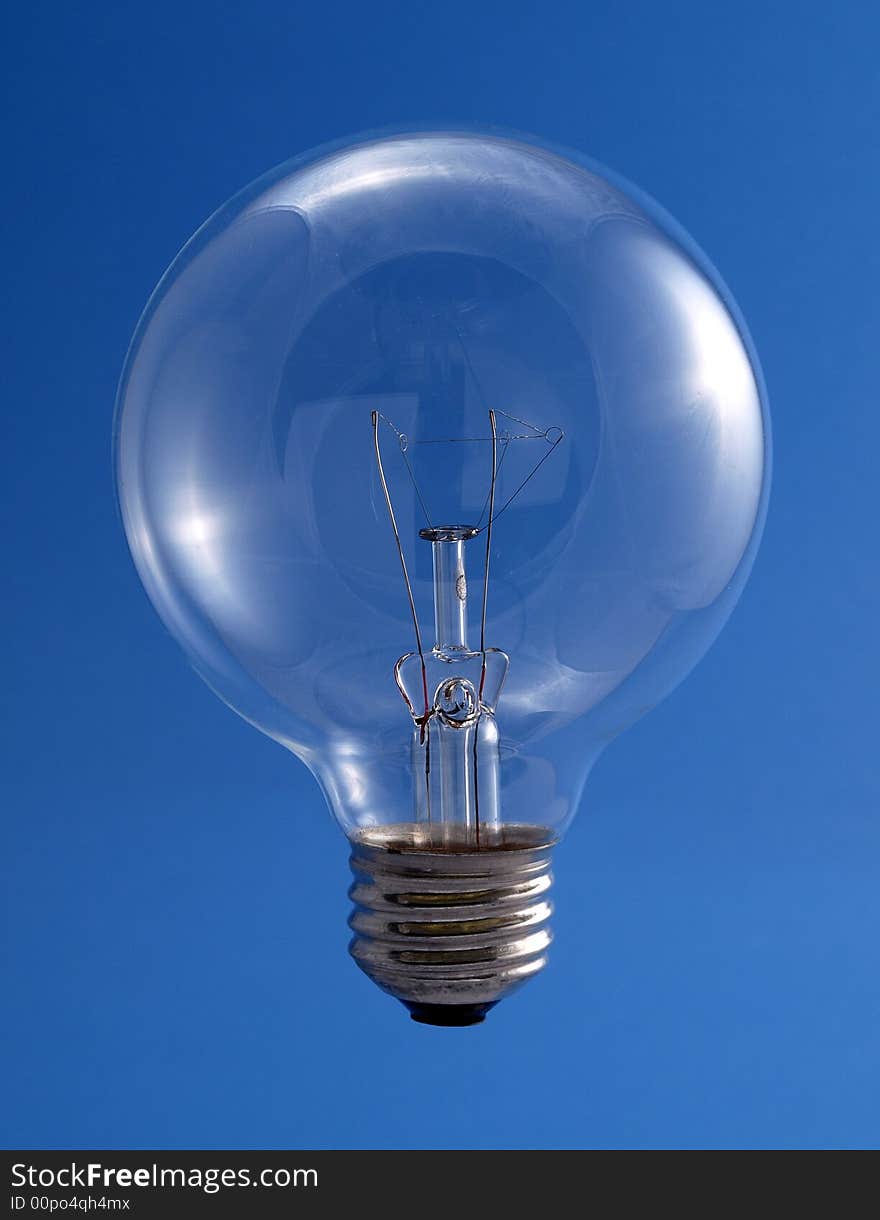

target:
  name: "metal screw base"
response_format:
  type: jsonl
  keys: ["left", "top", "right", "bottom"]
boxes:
{"left": 348, "top": 823, "right": 555, "bottom": 1025}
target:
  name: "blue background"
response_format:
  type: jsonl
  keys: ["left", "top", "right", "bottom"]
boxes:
{"left": 3, "top": 1, "right": 878, "bottom": 1150}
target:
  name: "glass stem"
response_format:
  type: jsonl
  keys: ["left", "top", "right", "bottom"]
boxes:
{"left": 430, "top": 536, "right": 474, "bottom": 842}
{"left": 431, "top": 537, "right": 469, "bottom": 652}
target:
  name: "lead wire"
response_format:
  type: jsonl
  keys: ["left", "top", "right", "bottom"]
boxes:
{"left": 480, "top": 409, "right": 498, "bottom": 663}
{"left": 371, "top": 411, "right": 430, "bottom": 723}
{"left": 474, "top": 408, "right": 498, "bottom": 848}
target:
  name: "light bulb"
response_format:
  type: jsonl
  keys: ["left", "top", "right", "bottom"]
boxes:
{"left": 114, "top": 129, "right": 770, "bottom": 1026}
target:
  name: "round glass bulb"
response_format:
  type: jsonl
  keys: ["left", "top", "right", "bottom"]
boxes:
{"left": 114, "top": 129, "right": 769, "bottom": 1020}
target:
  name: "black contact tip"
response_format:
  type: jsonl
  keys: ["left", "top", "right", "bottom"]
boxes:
{"left": 405, "top": 1002, "right": 496, "bottom": 1027}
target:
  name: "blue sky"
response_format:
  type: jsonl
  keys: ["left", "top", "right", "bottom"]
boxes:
{"left": 2, "top": 0, "right": 878, "bottom": 1149}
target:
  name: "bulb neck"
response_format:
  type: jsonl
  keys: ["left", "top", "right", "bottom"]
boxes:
{"left": 347, "top": 823, "right": 555, "bottom": 1025}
